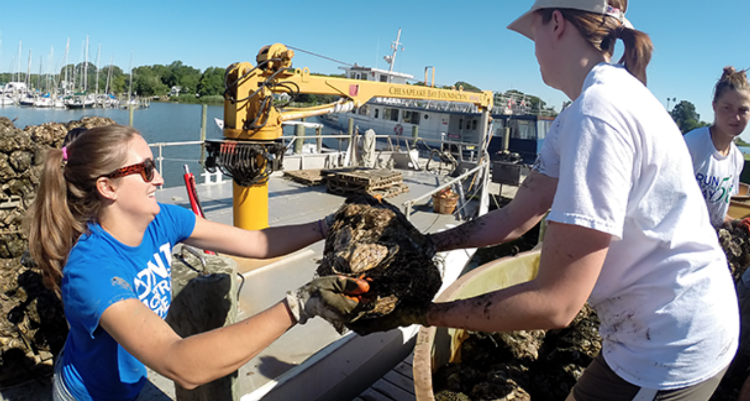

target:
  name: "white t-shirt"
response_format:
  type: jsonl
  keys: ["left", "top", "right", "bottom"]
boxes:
{"left": 535, "top": 63, "right": 738, "bottom": 390}
{"left": 683, "top": 126, "right": 744, "bottom": 228}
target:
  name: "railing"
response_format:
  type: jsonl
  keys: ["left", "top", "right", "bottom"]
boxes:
{"left": 148, "top": 132, "right": 492, "bottom": 221}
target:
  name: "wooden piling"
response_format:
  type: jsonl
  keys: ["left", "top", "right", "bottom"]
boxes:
{"left": 200, "top": 104, "right": 207, "bottom": 167}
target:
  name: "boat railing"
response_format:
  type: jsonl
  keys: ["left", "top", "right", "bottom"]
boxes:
{"left": 149, "top": 133, "right": 491, "bottom": 220}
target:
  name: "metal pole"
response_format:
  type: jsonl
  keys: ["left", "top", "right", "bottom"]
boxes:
{"left": 129, "top": 105, "right": 134, "bottom": 127}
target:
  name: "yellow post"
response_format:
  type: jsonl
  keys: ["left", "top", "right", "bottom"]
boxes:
{"left": 233, "top": 181, "right": 269, "bottom": 230}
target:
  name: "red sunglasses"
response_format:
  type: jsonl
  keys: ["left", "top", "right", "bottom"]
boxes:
{"left": 102, "top": 159, "right": 157, "bottom": 182}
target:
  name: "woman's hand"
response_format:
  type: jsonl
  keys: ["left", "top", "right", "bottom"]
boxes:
{"left": 286, "top": 276, "right": 369, "bottom": 331}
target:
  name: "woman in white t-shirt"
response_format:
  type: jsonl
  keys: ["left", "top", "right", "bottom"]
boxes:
{"left": 319, "top": 1, "right": 740, "bottom": 400}
{"left": 684, "top": 67, "right": 750, "bottom": 229}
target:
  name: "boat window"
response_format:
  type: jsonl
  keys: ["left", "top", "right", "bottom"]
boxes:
{"left": 424, "top": 114, "right": 429, "bottom": 120}
{"left": 403, "top": 111, "right": 411, "bottom": 123}
{"left": 510, "top": 120, "right": 536, "bottom": 140}
{"left": 385, "top": 108, "right": 399, "bottom": 121}
{"left": 537, "top": 119, "right": 552, "bottom": 140}
{"left": 466, "top": 120, "right": 472, "bottom": 130}
{"left": 472, "top": 120, "right": 477, "bottom": 130}
{"left": 374, "top": 109, "right": 379, "bottom": 119}
{"left": 359, "top": 105, "right": 369, "bottom": 115}
{"left": 410, "top": 112, "right": 420, "bottom": 125}
{"left": 380, "top": 75, "right": 388, "bottom": 83}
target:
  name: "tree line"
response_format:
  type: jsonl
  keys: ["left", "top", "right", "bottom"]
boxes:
{"left": 0, "top": 60, "right": 719, "bottom": 133}
{"left": 0, "top": 61, "right": 226, "bottom": 99}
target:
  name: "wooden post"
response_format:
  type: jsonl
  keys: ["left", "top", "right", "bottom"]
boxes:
{"left": 347, "top": 118, "right": 356, "bottom": 167}
{"left": 294, "top": 118, "right": 305, "bottom": 155}
{"left": 412, "top": 125, "right": 419, "bottom": 148}
{"left": 129, "top": 105, "right": 134, "bottom": 127}
{"left": 200, "top": 104, "right": 208, "bottom": 167}
{"left": 316, "top": 126, "right": 323, "bottom": 153}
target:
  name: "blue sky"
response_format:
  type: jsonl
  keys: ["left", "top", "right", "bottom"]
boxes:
{"left": 2, "top": 1, "right": 748, "bottom": 138}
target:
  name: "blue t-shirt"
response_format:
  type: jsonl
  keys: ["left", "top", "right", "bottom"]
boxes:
{"left": 60, "top": 203, "right": 196, "bottom": 401}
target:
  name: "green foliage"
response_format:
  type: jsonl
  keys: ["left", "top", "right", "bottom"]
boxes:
{"left": 736, "top": 137, "right": 750, "bottom": 147}
{"left": 167, "top": 94, "right": 223, "bottom": 105}
{"left": 198, "top": 67, "right": 225, "bottom": 97}
{"left": 670, "top": 100, "right": 710, "bottom": 134}
{"left": 453, "top": 81, "right": 482, "bottom": 93}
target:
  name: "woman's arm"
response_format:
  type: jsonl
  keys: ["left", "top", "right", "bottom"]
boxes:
{"left": 430, "top": 170, "right": 557, "bottom": 252}
{"left": 183, "top": 217, "right": 325, "bottom": 259}
{"left": 427, "top": 221, "right": 611, "bottom": 332}
{"left": 100, "top": 298, "right": 295, "bottom": 389}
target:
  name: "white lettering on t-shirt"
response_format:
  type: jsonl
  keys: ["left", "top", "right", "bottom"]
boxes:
{"left": 134, "top": 242, "right": 173, "bottom": 318}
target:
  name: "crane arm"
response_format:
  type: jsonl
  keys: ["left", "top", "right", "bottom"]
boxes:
{"left": 223, "top": 43, "right": 493, "bottom": 140}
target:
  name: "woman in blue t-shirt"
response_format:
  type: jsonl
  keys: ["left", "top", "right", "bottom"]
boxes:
{"left": 27, "top": 124, "right": 363, "bottom": 401}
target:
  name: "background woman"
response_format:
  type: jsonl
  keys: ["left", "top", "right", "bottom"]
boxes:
{"left": 331, "top": 1, "right": 739, "bottom": 400}
{"left": 684, "top": 67, "right": 750, "bottom": 229}
{"left": 27, "top": 125, "right": 361, "bottom": 401}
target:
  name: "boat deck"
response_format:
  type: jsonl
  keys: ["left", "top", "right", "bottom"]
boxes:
{"left": 142, "top": 167, "right": 477, "bottom": 401}
{"left": 353, "top": 353, "right": 416, "bottom": 401}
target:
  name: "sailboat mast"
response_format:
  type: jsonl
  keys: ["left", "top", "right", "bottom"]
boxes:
{"left": 26, "top": 49, "right": 32, "bottom": 88}
{"left": 105, "top": 55, "right": 112, "bottom": 96}
{"left": 95, "top": 43, "right": 100, "bottom": 97}
{"left": 17, "top": 41, "right": 21, "bottom": 83}
{"left": 64, "top": 38, "right": 69, "bottom": 94}
{"left": 83, "top": 35, "right": 88, "bottom": 93}
{"left": 128, "top": 50, "right": 133, "bottom": 103}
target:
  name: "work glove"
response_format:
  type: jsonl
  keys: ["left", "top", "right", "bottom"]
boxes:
{"left": 318, "top": 212, "right": 337, "bottom": 239}
{"left": 348, "top": 303, "right": 430, "bottom": 336}
{"left": 286, "top": 276, "right": 369, "bottom": 332}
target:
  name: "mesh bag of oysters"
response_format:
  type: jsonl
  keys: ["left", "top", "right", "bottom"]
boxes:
{"left": 316, "top": 193, "right": 441, "bottom": 333}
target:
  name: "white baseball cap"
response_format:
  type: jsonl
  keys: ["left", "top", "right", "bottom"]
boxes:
{"left": 507, "top": 0, "right": 633, "bottom": 40}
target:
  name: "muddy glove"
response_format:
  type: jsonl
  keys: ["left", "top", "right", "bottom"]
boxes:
{"left": 348, "top": 303, "right": 430, "bottom": 336}
{"left": 286, "top": 276, "right": 369, "bottom": 332}
{"left": 740, "top": 218, "right": 750, "bottom": 234}
{"left": 318, "top": 213, "right": 336, "bottom": 239}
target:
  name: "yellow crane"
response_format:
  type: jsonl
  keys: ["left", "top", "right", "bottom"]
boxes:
{"left": 209, "top": 43, "right": 494, "bottom": 230}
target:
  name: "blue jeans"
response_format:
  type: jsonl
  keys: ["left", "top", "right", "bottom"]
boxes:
{"left": 52, "top": 353, "right": 76, "bottom": 401}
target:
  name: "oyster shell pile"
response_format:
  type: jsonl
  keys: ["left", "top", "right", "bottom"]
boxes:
{"left": 316, "top": 194, "right": 441, "bottom": 324}
{"left": 434, "top": 305, "right": 601, "bottom": 401}
{"left": 718, "top": 221, "right": 750, "bottom": 283}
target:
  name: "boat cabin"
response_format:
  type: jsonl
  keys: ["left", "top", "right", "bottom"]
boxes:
{"left": 488, "top": 114, "right": 554, "bottom": 164}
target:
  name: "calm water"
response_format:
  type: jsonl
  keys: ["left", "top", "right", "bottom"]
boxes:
{"left": 0, "top": 102, "right": 329, "bottom": 188}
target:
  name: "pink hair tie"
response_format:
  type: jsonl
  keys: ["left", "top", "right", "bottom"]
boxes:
{"left": 62, "top": 147, "right": 68, "bottom": 161}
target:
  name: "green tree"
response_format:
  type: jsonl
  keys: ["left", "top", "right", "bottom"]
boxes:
{"left": 198, "top": 67, "right": 225, "bottom": 97}
{"left": 452, "top": 81, "right": 482, "bottom": 93}
{"left": 133, "top": 66, "right": 168, "bottom": 96}
{"left": 168, "top": 61, "right": 201, "bottom": 95}
{"left": 670, "top": 100, "right": 710, "bottom": 134}
{"left": 98, "top": 65, "right": 124, "bottom": 93}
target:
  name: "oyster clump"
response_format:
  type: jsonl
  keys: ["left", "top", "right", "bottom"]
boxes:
{"left": 317, "top": 194, "right": 441, "bottom": 324}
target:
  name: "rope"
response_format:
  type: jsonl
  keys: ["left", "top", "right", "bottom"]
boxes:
{"left": 286, "top": 46, "right": 354, "bottom": 67}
